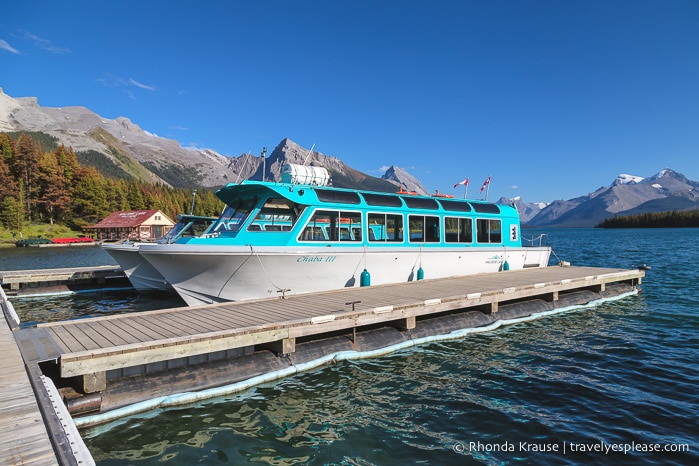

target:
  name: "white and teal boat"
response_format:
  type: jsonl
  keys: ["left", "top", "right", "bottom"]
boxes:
{"left": 102, "top": 214, "right": 218, "bottom": 291}
{"left": 139, "top": 165, "right": 551, "bottom": 306}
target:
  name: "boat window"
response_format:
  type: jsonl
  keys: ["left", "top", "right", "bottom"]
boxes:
{"left": 402, "top": 197, "right": 439, "bottom": 210}
{"left": 408, "top": 215, "right": 440, "bottom": 243}
{"left": 445, "top": 217, "right": 473, "bottom": 243}
{"left": 210, "top": 199, "right": 256, "bottom": 234}
{"left": 438, "top": 199, "right": 472, "bottom": 212}
{"left": 470, "top": 202, "right": 501, "bottom": 214}
{"left": 300, "top": 209, "right": 362, "bottom": 242}
{"left": 476, "top": 218, "right": 502, "bottom": 243}
{"left": 314, "top": 189, "right": 361, "bottom": 204}
{"left": 159, "top": 217, "right": 217, "bottom": 243}
{"left": 248, "top": 198, "right": 302, "bottom": 232}
{"left": 368, "top": 213, "right": 404, "bottom": 242}
{"left": 361, "top": 193, "right": 403, "bottom": 207}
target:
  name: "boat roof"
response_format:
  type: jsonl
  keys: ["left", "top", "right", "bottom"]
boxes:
{"left": 216, "top": 180, "right": 515, "bottom": 216}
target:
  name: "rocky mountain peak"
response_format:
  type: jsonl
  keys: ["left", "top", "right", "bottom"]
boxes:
{"left": 613, "top": 173, "right": 644, "bottom": 186}
{"left": 528, "top": 168, "right": 699, "bottom": 227}
{"left": 381, "top": 165, "right": 428, "bottom": 195}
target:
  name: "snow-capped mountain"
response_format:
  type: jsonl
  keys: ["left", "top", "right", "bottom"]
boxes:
{"left": 527, "top": 168, "right": 699, "bottom": 227}
{"left": 613, "top": 173, "right": 645, "bottom": 185}
{"left": 497, "top": 196, "right": 548, "bottom": 224}
{"left": 3, "top": 88, "right": 697, "bottom": 226}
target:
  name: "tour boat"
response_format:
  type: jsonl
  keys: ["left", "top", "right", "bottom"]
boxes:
{"left": 139, "top": 164, "right": 551, "bottom": 306}
{"left": 102, "top": 214, "right": 217, "bottom": 291}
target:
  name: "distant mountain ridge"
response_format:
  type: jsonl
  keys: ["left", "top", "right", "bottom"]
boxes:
{"left": 2, "top": 88, "right": 697, "bottom": 227}
{"left": 523, "top": 168, "right": 699, "bottom": 227}
{"left": 0, "top": 88, "right": 404, "bottom": 192}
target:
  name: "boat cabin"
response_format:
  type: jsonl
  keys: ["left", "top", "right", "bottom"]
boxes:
{"left": 184, "top": 179, "right": 520, "bottom": 249}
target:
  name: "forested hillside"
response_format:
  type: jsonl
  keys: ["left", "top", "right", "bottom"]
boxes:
{"left": 597, "top": 210, "right": 699, "bottom": 228}
{"left": 0, "top": 132, "right": 224, "bottom": 236}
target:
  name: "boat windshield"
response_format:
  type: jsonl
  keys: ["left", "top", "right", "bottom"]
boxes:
{"left": 159, "top": 216, "right": 217, "bottom": 243}
{"left": 210, "top": 199, "right": 257, "bottom": 234}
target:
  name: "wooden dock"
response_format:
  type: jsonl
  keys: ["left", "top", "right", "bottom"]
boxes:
{"left": 0, "top": 266, "right": 128, "bottom": 296}
{"left": 3, "top": 265, "right": 644, "bottom": 464}
{"left": 27, "top": 266, "right": 642, "bottom": 394}
{"left": 0, "top": 311, "right": 58, "bottom": 465}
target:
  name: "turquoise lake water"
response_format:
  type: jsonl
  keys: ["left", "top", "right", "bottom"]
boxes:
{"left": 3, "top": 229, "right": 697, "bottom": 465}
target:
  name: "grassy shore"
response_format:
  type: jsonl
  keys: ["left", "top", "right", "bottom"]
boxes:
{"left": 0, "top": 224, "right": 85, "bottom": 247}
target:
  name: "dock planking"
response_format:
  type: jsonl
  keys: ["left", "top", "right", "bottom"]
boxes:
{"left": 29, "top": 266, "right": 644, "bottom": 393}
{"left": 0, "top": 308, "right": 58, "bottom": 465}
{"left": 0, "top": 265, "right": 127, "bottom": 295}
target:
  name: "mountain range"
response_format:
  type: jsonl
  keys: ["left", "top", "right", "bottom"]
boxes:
{"left": 1, "top": 88, "right": 696, "bottom": 227}
{"left": 504, "top": 168, "right": 699, "bottom": 227}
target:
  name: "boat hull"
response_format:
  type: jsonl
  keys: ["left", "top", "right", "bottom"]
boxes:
{"left": 102, "top": 242, "right": 172, "bottom": 292}
{"left": 139, "top": 244, "right": 551, "bottom": 306}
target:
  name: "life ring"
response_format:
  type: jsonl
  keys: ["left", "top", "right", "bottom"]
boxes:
{"left": 397, "top": 187, "right": 418, "bottom": 195}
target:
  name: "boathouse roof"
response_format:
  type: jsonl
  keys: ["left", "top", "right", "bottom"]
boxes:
{"left": 90, "top": 210, "right": 174, "bottom": 228}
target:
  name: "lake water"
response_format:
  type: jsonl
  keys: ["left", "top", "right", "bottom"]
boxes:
{"left": 3, "top": 229, "right": 697, "bottom": 465}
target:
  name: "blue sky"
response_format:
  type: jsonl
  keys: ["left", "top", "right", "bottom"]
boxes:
{"left": 2, "top": 1, "right": 698, "bottom": 202}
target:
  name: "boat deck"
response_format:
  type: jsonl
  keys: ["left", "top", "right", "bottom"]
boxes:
{"left": 27, "top": 266, "right": 643, "bottom": 393}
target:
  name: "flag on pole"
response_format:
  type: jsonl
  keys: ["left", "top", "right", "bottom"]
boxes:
{"left": 453, "top": 178, "right": 469, "bottom": 188}
{"left": 480, "top": 176, "right": 491, "bottom": 193}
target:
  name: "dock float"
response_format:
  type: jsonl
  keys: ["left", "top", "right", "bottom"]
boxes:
{"left": 14, "top": 266, "right": 643, "bottom": 424}
{"left": 0, "top": 266, "right": 128, "bottom": 296}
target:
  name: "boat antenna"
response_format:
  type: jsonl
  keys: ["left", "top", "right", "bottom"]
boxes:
{"left": 302, "top": 143, "right": 316, "bottom": 166}
{"left": 234, "top": 152, "right": 252, "bottom": 184}
{"left": 260, "top": 147, "right": 267, "bottom": 181}
{"left": 189, "top": 189, "right": 197, "bottom": 215}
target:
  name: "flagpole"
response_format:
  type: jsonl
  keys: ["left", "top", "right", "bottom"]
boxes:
{"left": 464, "top": 183, "right": 468, "bottom": 199}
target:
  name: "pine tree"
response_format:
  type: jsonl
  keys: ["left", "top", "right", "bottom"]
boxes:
{"left": 0, "top": 150, "right": 18, "bottom": 200}
{"left": 37, "top": 151, "right": 72, "bottom": 225}
{"left": 71, "top": 168, "right": 110, "bottom": 228}
{"left": 13, "top": 134, "right": 42, "bottom": 221}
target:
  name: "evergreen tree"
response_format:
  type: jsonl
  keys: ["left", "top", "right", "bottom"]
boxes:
{"left": 0, "top": 133, "right": 16, "bottom": 168}
{"left": 54, "top": 144, "right": 80, "bottom": 184}
{"left": 37, "top": 151, "right": 72, "bottom": 225}
{"left": 127, "top": 182, "right": 146, "bottom": 210}
{"left": 105, "top": 179, "right": 130, "bottom": 212}
{"left": 1, "top": 179, "right": 25, "bottom": 232}
{"left": 13, "top": 134, "right": 43, "bottom": 221}
{"left": 0, "top": 150, "right": 18, "bottom": 200}
{"left": 71, "top": 168, "right": 110, "bottom": 228}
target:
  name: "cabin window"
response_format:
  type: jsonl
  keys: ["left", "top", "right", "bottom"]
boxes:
{"left": 408, "top": 215, "right": 440, "bottom": 243}
{"left": 248, "top": 198, "right": 303, "bottom": 232}
{"left": 445, "top": 217, "right": 473, "bottom": 243}
{"left": 211, "top": 199, "right": 256, "bottom": 234}
{"left": 362, "top": 193, "right": 403, "bottom": 207}
{"left": 402, "top": 197, "right": 439, "bottom": 210}
{"left": 438, "top": 199, "right": 472, "bottom": 212}
{"left": 314, "top": 189, "right": 361, "bottom": 204}
{"left": 300, "top": 209, "right": 362, "bottom": 242}
{"left": 470, "top": 202, "right": 501, "bottom": 214}
{"left": 476, "top": 218, "right": 502, "bottom": 243}
{"left": 368, "top": 213, "right": 404, "bottom": 242}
